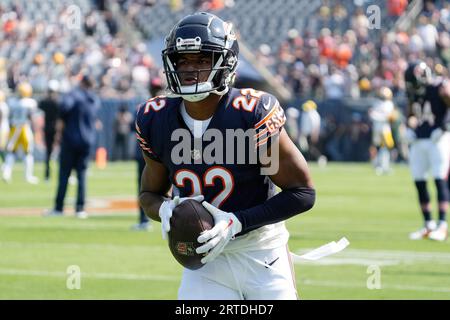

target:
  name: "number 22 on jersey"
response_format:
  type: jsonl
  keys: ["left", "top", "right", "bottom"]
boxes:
{"left": 174, "top": 166, "right": 234, "bottom": 208}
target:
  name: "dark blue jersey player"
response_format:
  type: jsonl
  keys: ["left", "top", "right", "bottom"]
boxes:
{"left": 136, "top": 88, "right": 289, "bottom": 227}
{"left": 136, "top": 12, "right": 315, "bottom": 300}
{"left": 404, "top": 61, "right": 450, "bottom": 242}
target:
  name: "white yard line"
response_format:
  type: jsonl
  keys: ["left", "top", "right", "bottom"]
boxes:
{"left": 301, "top": 279, "right": 450, "bottom": 293}
{"left": 0, "top": 268, "right": 178, "bottom": 282}
{"left": 293, "top": 248, "right": 450, "bottom": 266}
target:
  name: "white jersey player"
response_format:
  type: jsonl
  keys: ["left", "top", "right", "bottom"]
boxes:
{"left": 0, "top": 90, "right": 9, "bottom": 158}
{"left": 369, "top": 86, "right": 395, "bottom": 175}
{"left": 2, "top": 82, "right": 39, "bottom": 184}
{"left": 298, "top": 100, "right": 325, "bottom": 164}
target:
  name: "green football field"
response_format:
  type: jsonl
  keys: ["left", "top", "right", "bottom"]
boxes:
{"left": 0, "top": 161, "right": 449, "bottom": 300}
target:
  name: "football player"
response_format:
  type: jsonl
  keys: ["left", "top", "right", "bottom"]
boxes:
{"left": 0, "top": 90, "right": 9, "bottom": 162}
{"left": 2, "top": 82, "right": 39, "bottom": 184}
{"left": 136, "top": 12, "right": 315, "bottom": 299}
{"left": 404, "top": 61, "right": 450, "bottom": 241}
{"left": 368, "top": 86, "right": 395, "bottom": 175}
{"left": 299, "top": 100, "right": 322, "bottom": 162}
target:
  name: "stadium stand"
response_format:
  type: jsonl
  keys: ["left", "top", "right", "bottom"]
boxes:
{"left": 1, "top": 0, "right": 449, "bottom": 162}
{"left": 0, "top": 0, "right": 157, "bottom": 98}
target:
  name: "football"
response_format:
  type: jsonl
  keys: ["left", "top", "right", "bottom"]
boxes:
{"left": 168, "top": 199, "right": 214, "bottom": 270}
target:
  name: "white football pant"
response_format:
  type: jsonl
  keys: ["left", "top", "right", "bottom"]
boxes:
{"left": 178, "top": 244, "right": 298, "bottom": 300}
{"left": 409, "top": 133, "right": 450, "bottom": 180}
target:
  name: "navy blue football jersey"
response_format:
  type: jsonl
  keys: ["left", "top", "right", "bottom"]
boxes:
{"left": 135, "top": 88, "right": 286, "bottom": 213}
{"left": 409, "top": 81, "right": 449, "bottom": 138}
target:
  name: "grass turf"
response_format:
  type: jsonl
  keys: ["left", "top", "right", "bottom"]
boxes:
{"left": 0, "top": 161, "right": 449, "bottom": 299}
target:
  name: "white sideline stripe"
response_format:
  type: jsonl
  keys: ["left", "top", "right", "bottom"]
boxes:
{"left": 0, "top": 268, "right": 178, "bottom": 282}
{"left": 301, "top": 279, "right": 450, "bottom": 293}
{"left": 294, "top": 248, "right": 450, "bottom": 266}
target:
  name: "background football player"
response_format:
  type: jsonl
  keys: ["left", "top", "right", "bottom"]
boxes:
{"left": 2, "top": 82, "right": 39, "bottom": 184}
{"left": 368, "top": 86, "right": 395, "bottom": 175}
{"left": 136, "top": 12, "right": 315, "bottom": 299}
{"left": 404, "top": 61, "right": 450, "bottom": 241}
{"left": 0, "top": 90, "right": 9, "bottom": 163}
{"left": 298, "top": 100, "right": 324, "bottom": 163}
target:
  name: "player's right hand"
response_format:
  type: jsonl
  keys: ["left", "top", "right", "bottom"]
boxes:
{"left": 159, "top": 195, "right": 204, "bottom": 240}
{"left": 196, "top": 202, "right": 243, "bottom": 264}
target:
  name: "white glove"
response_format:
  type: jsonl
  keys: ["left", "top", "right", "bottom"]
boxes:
{"left": 159, "top": 195, "right": 204, "bottom": 240}
{"left": 196, "top": 201, "right": 242, "bottom": 264}
{"left": 430, "top": 128, "right": 444, "bottom": 143}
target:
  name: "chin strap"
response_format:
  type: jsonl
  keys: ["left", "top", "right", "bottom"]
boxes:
{"left": 165, "top": 84, "right": 230, "bottom": 102}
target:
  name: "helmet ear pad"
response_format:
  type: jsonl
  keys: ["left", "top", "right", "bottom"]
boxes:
{"left": 210, "top": 51, "right": 235, "bottom": 91}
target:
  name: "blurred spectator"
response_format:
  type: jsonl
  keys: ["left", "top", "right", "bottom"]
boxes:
{"left": 104, "top": 11, "right": 119, "bottom": 37}
{"left": 113, "top": 104, "right": 132, "bottom": 161}
{"left": 6, "top": 62, "right": 20, "bottom": 92}
{"left": 323, "top": 67, "right": 345, "bottom": 99}
{"left": 170, "top": 0, "right": 184, "bottom": 12}
{"left": 347, "top": 112, "right": 371, "bottom": 162}
{"left": 94, "top": 0, "right": 108, "bottom": 11}
{"left": 417, "top": 15, "right": 439, "bottom": 55}
{"left": 350, "top": 7, "right": 369, "bottom": 40}
{"left": 1, "top": 0, "right": 449, "bottom": 165}
{"left": 387, "top": 0, "right": 408, "bottom": 20}
{"left": 84, "top": 11, "right": 98, "bottom": 36}
{"left": 130, "top": 77, "right": 163, "bottom": 231}
{"left": 322, "top": 113, "right": 345, "bottom": 161}
{"left": 38, "top": 80, "right": 60, "bottom": 181}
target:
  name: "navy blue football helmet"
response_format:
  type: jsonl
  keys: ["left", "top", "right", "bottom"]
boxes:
{"left": 162, "top": 12, "right": 239, "bottom": 102}
{"left": 404, "top": 61, "right": 432, "bottom": 96}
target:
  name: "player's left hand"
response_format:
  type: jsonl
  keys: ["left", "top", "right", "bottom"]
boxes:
{"left": 159, "top": 195, "right": 204, "bottom": 240}
{"left": 196, "top": 201, "right": 242, "bottom": 264}
{"left": 430, "top": 128, "right": 444, "bottom": 143}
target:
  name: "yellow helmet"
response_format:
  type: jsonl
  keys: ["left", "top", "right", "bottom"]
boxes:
{"left": 435, "top": 63, "right": 446, "bottom": 76}
{"left": 358, "top": 77, "right": 371, "bottom": 91}
{"left": 53, "top": 52, "right": 65, "bottom": 65}
{"left": 302, "top": 100, "right": 317, "bottom": 111}
{"left": 18, "top": 82, "right": 33, "bottom": 98}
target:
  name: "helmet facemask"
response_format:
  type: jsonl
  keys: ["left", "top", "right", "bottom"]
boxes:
{"left": 406, "top": 62, "right": 432, "bottom": 97}
{"left": 163, "top": 45, "right": 237, "bottom": 102}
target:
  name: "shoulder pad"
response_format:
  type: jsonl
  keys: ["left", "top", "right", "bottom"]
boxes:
{"left": 230, "top": 89, "right": 286, "bottom": 149}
